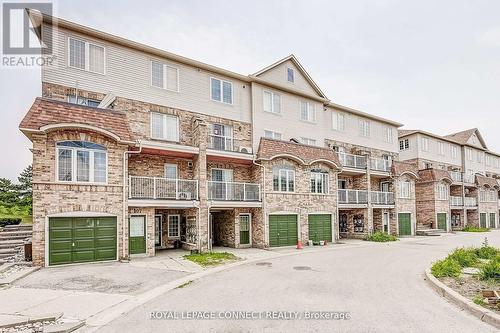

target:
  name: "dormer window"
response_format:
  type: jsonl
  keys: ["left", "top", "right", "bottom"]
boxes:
{"left": 287, "top": 67, "right": 294, "bottom": 83}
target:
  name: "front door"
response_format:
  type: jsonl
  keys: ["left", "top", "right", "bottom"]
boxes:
{"left": 339, "top": 213, "right": 348, "bottom": 233}
{"left": 129, "top": 216, "right": 146, "bottom": 254}
{"left": 383, "top": 212, "right": 390, "bottom": 233}
{"left": 489, "top": 213, "right": 496, "bottom": 228}
{"left": 380, "top": 182, "right": 390, "bottom": 192}
{"left": 480, "top": 213, "right": 487, "bottom": 228}
{"left": 239, "top": 214, "right": 250, "bottom": 245}
{"left": 437, "top": 213, "right": 447, "bottom": 231}
{"left": 398, "top": 213, "right": 411, "bottom": 236}
{"left": 154, "top": 215, "right": 162, "bottom": 247}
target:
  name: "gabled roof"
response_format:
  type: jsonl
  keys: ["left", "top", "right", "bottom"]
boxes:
{"left": 476, "top": 174, "right": 499, "bottom": 189}
{"left": 252, "top": 54, "right": 328, "bottom": 99}
{"left": 19, "top": 98, "right": 135, "bottom": 144}
{"left": 417, "top": 168, "right": 452, "bottom": 184}
{"left": 444, "top": 128, "right": 487, "bottom": 149}
{"left": 398, "top": 129, "right": 461, "bottom": 145}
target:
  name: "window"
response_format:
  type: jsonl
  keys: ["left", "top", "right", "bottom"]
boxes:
{"left": 300, "top": 102, "right": 315, "bottom": 122}
{"left": 210, "top": 77, "right": 232, "bottom": 104}
{"left": 399, "top": 139, "right": 410, "bottom": 151}
{"left": 437, "top": 183, "right": 449, "bottom": 200}
{"left": 301, "top": 137, "right": 316, "bottom": 146}
{"left": 164, "top": 164, "right": 178, "bottom": 179}
{"left": 332, "top": 112, "right": 345, "bottom": 131}
{"left": 310, "top": 171, "right": 329, "bottom": 194}
{"left": 424, "top": 161, "right": 432, "bottom": 169}
{"left": 451, "top": 146, "right": 458, "bottom": 159}
{"left": 466, "top": 148, "right": 474, "bottom": 161}
{"left": 68, "top": 37, "right": 105, "bottom": 74}
{"left": 273, "top": 165, "right": 295, "bottom": 192}
{"left": 56, "top": 141, "right": 107, "bottom": 183}
{"left": 476, "top": 151, "right": 483, "bottom": 163}
{"left": 384, "top": 127, "right": 394, "bottom": 143}
{"left": 151, "top": 60, "right": 179, "bottom": 91}
{"left": 263, "top": 91, "right": 281, "bottom": 114}
{"left": 67, "top": 95, "right": 100, "bottom": 107}
{"left": 168, "top": 215, "right": 180, "bottom": 237}
{"left": 421, "top": 137, "right": 429, "bottom": 152}
{"left": 287, "top": 67, "right": 294, "bottom": 83}
{"left": 359, "top": 120, "right": 370, "bottom": 137}
{"left": 486, "top": 155, "right": 491, "bottom": 166}
{"left": 150, "top": 112, "right": 179, "bottom": 142}
{"left": 400, "top": 181, "right": 411, "bottom": 199}
{"left": 438, "top": 141, "right": 445, "bottom": 156}
{"left": 264, "top": 130, "right": 282, "bottom": 140}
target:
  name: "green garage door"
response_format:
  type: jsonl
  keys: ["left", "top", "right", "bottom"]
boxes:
{"left": 489, "top": 213, "right": 496, "bottom": 228}
{"left": 398, "top": 213, "right": 411, "bottom": 236}
{"left": 437, "top": 213, "right": 447, "bottom": 231}
{"left": 269, "top": 215, "right": 297, "bottom": 247}
{"left": 308, "top": 214, "right": 332, "bottom": 242}
{"left": 49, "top": 217, "right": 117, "bottom": 266}
{"left": 480, "top": 213, "right": 487, "bottom": 228}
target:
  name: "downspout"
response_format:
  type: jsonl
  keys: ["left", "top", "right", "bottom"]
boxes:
{"left": 252, "top": 158, "right": 266, "bottom": 247}
{"left": 122, "top": 140, "right": 142, "bottom": 261}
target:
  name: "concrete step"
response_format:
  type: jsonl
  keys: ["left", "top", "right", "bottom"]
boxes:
{"left": 416, "top": 229, "right": 446, "bottom": 236}
{"left": 0, "top": 240, "right": 24, "bottom": 249}
{"left": 3, "top": 225, "right": 33, "bottom": 231}
{"left": 0, "top": 252, "right": 15, "bottom": 259}
{"left": 0, "top": 248, "right": 16, "bottom": 254}
{"left": 0, "top": 235, "right": 31, "bottom": 241}
{"left": 0, "top": 230, "right": 32, "bottom": 236}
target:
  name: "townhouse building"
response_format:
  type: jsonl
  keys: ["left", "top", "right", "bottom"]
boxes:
{"left": 19, "top": 10, "right": 417, "bottom": 267}
{"left": 398, "top": 129, "right": 500, "bottom": 232}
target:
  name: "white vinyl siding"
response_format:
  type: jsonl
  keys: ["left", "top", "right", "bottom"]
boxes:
{"left": 263, "top": 91, "right": 281, "bottom": 114}
{"left": 150, "top": 112, "right": 179, "bottom": 142}
{"left": 151, "top": 60, "right": 179, "bottom": 91}
{"left": 68, "top": 37, "right": 105, "bottom": 74}
{"left": 211, "top": 77, "right": 233, "bottom": 104}
{"left": 332, "top": 112, "right": 345, "bottom": 131}
{"left": 300, "top": 101, "right": 315, "bottom": 122}
{"left": 359, "top": 120, "right": 370, "bottom": 137}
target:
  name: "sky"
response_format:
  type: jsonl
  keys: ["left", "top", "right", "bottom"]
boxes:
{"left": 1, "top": 0, "right": 500, "bottom": 181}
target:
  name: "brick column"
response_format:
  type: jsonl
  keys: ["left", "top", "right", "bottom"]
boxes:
{"left": 366, "top": 154, "right": 373, "bottom": 234}
{"left": 192, "top": 118, "right": 209, "bottom": 251}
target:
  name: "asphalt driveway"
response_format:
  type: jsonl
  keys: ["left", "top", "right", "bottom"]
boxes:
{"left": 97, "top": 231, "right": 500, "bottom": 333}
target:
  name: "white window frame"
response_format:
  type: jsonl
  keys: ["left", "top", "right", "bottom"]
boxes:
{"left": 150, "top": 112, "right": 180, "bottom": 142}
{"left": 400, "top": 181, "right": 411, "bottom": 199}
{"left": 451, "top": 146, "right": 458, "bottom": 159}
{"left": 437, "top": 183, "right": 449, "bottom": 200}
{"left": 332, "top": 112, "right": 345, "bottom": 131}
{"left": 164, "top": 163, "right": 178, "bottom": 179}
{"left": 438, "top": 141, "right": 445, "bottom": 156}
{"left": 421, "top": 137, "right": 429, "bottom": 152}
{"left": 264, "top": 130, "right": 282, "bottom": 140}
{"left": 55, "top": 141, "right": 108, "bottom": 184}
{"left": 150, "top": 60, "right": 180, "bottom": 92}
{"left": 67, "top": 37, "right": 106, "bottom": 75}
{"left": 359, "top": 119, "right": 370, "bottom": 137}
{"left": 466, "top": 148, "right": 474, "bottom": 161}
{"left": 299, "top": 101, "right": 315, "bottom": 122}
{"left": 384, "top": 127, "right": 394, "bottom": 143}
{"left": 399, "top": 139, "right": 410, "bottom": 151}
{"left": 210, "top": 77, "right": 233, "bottom": 104}
{"left": 476, "top": 151, "right": 483, "bottom": 163}
{"left": 301, "top": 137, "right": 316, "bottom": 146}
{"left": 286, "top": 67, "right": 294, "bottom": 83}
{"left": 167, "top": 214, "right": 180, "bottom": 238}
{"left": 310, "top": 172, "right": 329, "bottom": 194}
{"left": 275, "top": 168, "right": 295, "bottom": 192}
{"left": 263, "top": 90, "right": 281, "bottom": 114}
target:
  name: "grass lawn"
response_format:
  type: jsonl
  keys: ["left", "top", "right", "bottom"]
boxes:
{"left": 184, "top": 252, "right": 240, "bottom": 267}
{"left": 462, "top": 226, "right": 490, "bottom": 232}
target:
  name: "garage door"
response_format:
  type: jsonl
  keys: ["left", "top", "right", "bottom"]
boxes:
{"left": 308, "top": 214, "right": 332, "bottom": 242}
{"left": 269, "top": 215, "right": 297, "bottom": 247}
{"left": 398, "top": 213, "right": 411, "bottom": 236}
{"left": 49, "top": 217, "right": 117, "bottom": 266}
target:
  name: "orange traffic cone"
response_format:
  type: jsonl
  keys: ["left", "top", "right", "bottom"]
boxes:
{"left": 297, "top": 240, "right": 303, "bottom": 249}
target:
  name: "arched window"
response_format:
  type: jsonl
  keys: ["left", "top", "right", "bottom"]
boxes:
{"left": 56, "top": 141, "right": 107, "bottom": 183}
{"left": 272, "top": 164, "right": 295, "bottom": 192}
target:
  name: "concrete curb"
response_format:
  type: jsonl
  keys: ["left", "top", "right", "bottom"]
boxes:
{"left": 0, "top": 313, "right": 63, "bottom": 329}
{"left": 0, "top": 265, "right": 40, "bottom": 285}
{"left": 424, "top": 269, "right": 500, "bottom": 329}
{"left": 83, "top": 242, "right": 366, "bottom": 332}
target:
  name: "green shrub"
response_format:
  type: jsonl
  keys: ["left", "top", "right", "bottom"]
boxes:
{"left": 476, "top": 246, "right": 499, "bottom": 260}
{"left": 446, "top": 248, "right": 478, "bottom": 267}
{"left": 0, "top": 218, "right": 21, "bottom": 227}
{"left": 462, "top": 226, "right": 490, "bottom": 232}
{"left": 479, "top": 256, "right": 500, "bottom": 281}
{"left": 364, "top": 231, "right": 398, "bottom": 242}
{"left": 183, "top": 252, "right": 239, "bottom": 267}
{"left": 431, "top": 258, "right": 461, "bottom": 278}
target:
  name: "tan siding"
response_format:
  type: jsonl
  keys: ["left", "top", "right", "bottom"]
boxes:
{"left": 257, "top": 59, "right": 319, "bottom": 96}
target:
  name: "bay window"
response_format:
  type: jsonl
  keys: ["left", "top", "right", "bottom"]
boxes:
{"left": 56, "top": 141, "right": 107, "bottom": 183}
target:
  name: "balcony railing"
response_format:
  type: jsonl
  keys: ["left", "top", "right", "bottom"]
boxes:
{"left": 463, "top": 174, "right": 475, "bottom": 184}
{"left": 208, "top": 181, "right": 260, "bottom": 201}
{"left": 370, "top": 158, "right": 392, "bottom": 172}
{"left": 129, "top": 176, "right": 198, "bottom": 200}
{"left": 449, "top": 171, "right": 462, "bottom": 183}
{"left": 371, "top": 191, "right": 395, "bottom": 205}
{"left": 450, "top": 196, "right": 463, "bottom": 206}
{"left": 464, "top": 197, "right": 477, "bottom": 207}
{"left": 338, "top": 189, "right": 368, "bottom": 204}
{"left": 337, "top": 153, "right": 367, "bottom": 169}
{"left": 208, "top": 134, "right": 245, "bottom": 153}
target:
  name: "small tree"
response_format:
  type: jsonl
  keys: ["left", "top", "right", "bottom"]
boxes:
{"left": 0, "top": 178, "right": 17, "bottom": 208}
{"left": 16, "top": 165, "right": 32, "bottom": 214}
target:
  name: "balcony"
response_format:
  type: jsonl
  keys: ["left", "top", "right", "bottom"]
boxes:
{"left": 338, "top": 189, "right": 368, "bottom": 204}
{"left": 370, "top": 158, "right": 392, "bottom": 173}
{"left": 449, "top": 171, "right": 462, "bottom": 183}
{"left": 129, "top": 176, "right": 198, "bottom": 200}
{"left": 450, "top": 196, "right": 463, "bottom": 207}
{"left": 371, "top": 191, "right": 395, "bottom": 205}
{"left": 208, "top": 181, "right": 260, "bottom": 201}
{"left": 464, "top": 197, "right": 477, "bottom": 207}
{"left": 337, "top": 153, "right": 367, "bottom": 170}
